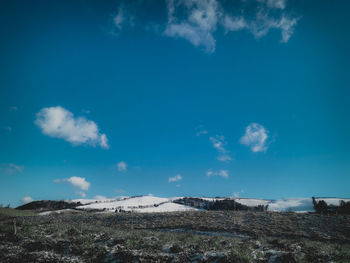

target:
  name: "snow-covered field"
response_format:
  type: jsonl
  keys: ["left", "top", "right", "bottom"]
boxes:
{"left": 74, "top": 196, "right": 198, "bottom": 213}
{"left": 54, "top": 196, "right": 350, "bottom": 214}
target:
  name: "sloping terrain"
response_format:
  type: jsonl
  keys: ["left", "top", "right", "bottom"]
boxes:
{"left": 16, "top": 196, "right": 350, "bottom": 214}
{"left": 1, "top": 208, "right": 350, "bottom": 262}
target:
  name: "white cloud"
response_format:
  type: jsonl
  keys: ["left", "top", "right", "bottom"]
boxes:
{"left": 35, "top": 106, "right": 109, "bottom": 149}
{"left": 117, "top": 161, "right": 127, "bottom": 172}
{"left": 266, "top": 0, "right": 286, "bottom": 10}
{"left": 248, "top": 11, "right": 299, "bottom": 43}
{"left": 209, "top": 135, "right": 232, "bottom": 162}
{"left": 168, "top": 174, "right": 182, "bottom": 183}
{"left": 21, "top": 196, "right": 33, "bottom": 204}
{"left": 76, "top": 191, "right": 86, "bottom": 198}
{"left": 206, "top": 169, "right": 229, "bottom": 178}
{"left": 222, "top": 16, "right": 246, "bottom": 32}
{"left": 164, "top": 0, "right": 220, "bottom": 52}
{"left": 163, "top": 0, "right": 298, "bottom": 52}
{"left": 240, "top": 123, "right": 268, "bottom": 152}
{"left": 54, "top": 176, "right": 90, "bottom": 191}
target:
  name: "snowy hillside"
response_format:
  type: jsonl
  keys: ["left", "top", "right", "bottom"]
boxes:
{"left": 74, "top": 195, "right": 198, "bottom": 213}
{"left": 47, "top": 196, "right": 350, "bottom": 214}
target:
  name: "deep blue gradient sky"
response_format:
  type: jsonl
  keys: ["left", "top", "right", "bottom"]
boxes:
{"left": 1, "top": 0, "right": 350, "bottom": 206}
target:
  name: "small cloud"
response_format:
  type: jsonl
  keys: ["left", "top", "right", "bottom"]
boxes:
{"left": 164, "top": 0, "right": 219, "bottom": 53}
{"left": 117, "top": 161, "right": 127, "bottom": 172}
{"left": 21, "top": 196, "right": 33, "bottom": 204}
{"left": 6, "top": 163, "right": 23, "bottom": 175}
{"left": 206, "top": 169, "right": 229, "bottom": 179}
{"left": 112, "top": 6, "right": 135, "bottom": 34}
{"left": 168, "top": 174, "right": 182, "bottom": 183}
{"left": 240, "top": 123, "right": 269, "bottom": 152}
{"left": 233, "top": 190, "right": 243, "bottom": 198}
{"left": 114, "top": 7, "right": 125, "bottom": 30}
{"left": 209, "top": 135, "right": 232, "bottom": 162}
{"left": 54, "top": 176, "right": 90, "bottom": 191}
{"left": 266, "top": 0, "right": 286, "bottom": 10}
{"left": 76, "top": 191, "right": 86, "bottom": 198}
{"left": 222, "top": 16, "right": 246, "bottom": 33}
{"left": 9, "top": 106, "right": 18, "bottom": 112}
{"left": 100, "top": 134, "right": 109, "bottom": 149}
{"left": 35, "top": 106, "right": 109, "bottom": 149}
{"left": 195, "top": 125, "right": 208, "bottom": 136}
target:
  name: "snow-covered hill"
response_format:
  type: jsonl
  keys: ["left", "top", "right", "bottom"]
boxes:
{"left": 54, "top": 196, "right": 350, "bottom": 214}
{"left": 73, "top": 195, "right": 198, "bottom": 213}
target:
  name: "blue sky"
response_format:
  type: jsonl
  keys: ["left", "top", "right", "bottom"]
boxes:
{"left": 1, "top": 0, "right": 350, "bottom": 206}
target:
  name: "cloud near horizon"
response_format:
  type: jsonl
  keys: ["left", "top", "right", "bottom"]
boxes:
{"left": 54, "top": 176, "right": 91, "bottom": 191}
{"left": 21, "top": 196, "right": 33, "bottom": 204}
{"left": 35, "top": 106, "right": 109, "bottom": 149}
{"left": 168, "top": 174, "right": 182, "bottom": 183}
{"left": 206, "top": 169, "right": 229, "bottom": 178}
{"left": 240, "top": 123, "right": 269, "bottom": 152}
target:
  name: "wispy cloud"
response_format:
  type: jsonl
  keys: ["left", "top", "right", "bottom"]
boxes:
{"left": 164, "top": 0, "right": 219, "bottom": 52}
{"left": 35, "top": 106, "right": 109, "bottom": 149}
{"left": 117, "top": 161, "right": 127, "bottom": 172}
{"left": 54, "top": 176, "right": 90, "bottom": 191}
{"left": 111, "top": 5, "right": 135, "bottom": 35}
{"left": 109, "top": 0, "right": 299, "bottom": 53}
{"left": 163, "top": 0, "right": 299, "bottom": 52}
{"left": 168, "top": 174, "right": 182, "bottom": 183}
{"left": 21, "top": 196, "right": 33, "bottom": 204}
{"left": 4, "top": 163, "right": 24, "bottom": 175}
{"left": 209, "top": 135, "right": 232, "bottom": 162}
{"left": 240, "top": 123, "right": 269, "bottom": 153}
{"left": 266, "top": 0, "right": 287, "bottom": 10}
{"left": 206, "top": 169, "right": 229, "bottom": 178}
{"left": 195, "top": 125, "right": 208, "bottom": 136}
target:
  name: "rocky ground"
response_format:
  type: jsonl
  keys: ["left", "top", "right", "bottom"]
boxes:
{"left": 1, "top": 208, "right": 350, "bottom": 262}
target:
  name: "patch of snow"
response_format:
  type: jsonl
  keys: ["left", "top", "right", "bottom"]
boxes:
{"left": 38, "top": 209, "right": 81, "bottom": 216}
{"left": 77, "top": 196, "right": 170, "bottom": 211}
{"left": 131, "top": 202, "right": 199, "bottom": 213}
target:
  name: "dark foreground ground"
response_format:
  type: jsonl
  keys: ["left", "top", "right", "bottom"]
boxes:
{"left": 1, "top": 208, "right": 350, "bottom": 262}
